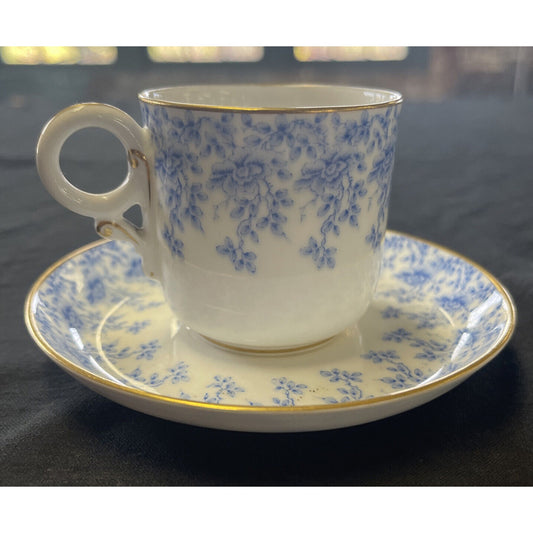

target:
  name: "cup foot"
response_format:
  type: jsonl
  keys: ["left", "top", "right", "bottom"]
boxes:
{"left": 196, "top": 333, "right": 336, "bottom": 357}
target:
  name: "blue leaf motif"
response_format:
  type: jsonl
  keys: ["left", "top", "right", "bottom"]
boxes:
{"left": 294, "top": 178, "right": 312, "bottom": 190}
{"left": 272, "top": 377, "right": 308, "bottom": 406}
{"left": 255, "top": 122, "right": 271, "bottom": 134}
{"left": 230, "top": 206, "right": 245, "bottom": 219}
{"left": 189, "top": 205, "right": 203, "bottom": 217}
{"left": 270, "top": 222, "right": 284, "bottom": 236}
{"left": 396, "top": 270, "right": 431, "bottom": 287}
{"left": 237, "top": 222, "right": 251, "bottom": 236}
{"left": 271, "top": 212, "right": 287, "bottom": 224}
{"left": 216, "top": 244, "right": 229, "bottom": 255}
{"left": 317, "top": 203, "right": 330, "bottom": 217}
{"left": 125, "top": 258, "right": 144, "bottom": 278}
{"left": 319, "top": 368, "right": 364, "bottom": 403}
{"left": 306, "top": 145, "right": 317, "bottom": 158}
{"left": 62, "top": 306, "right": 83, "bottom": 329}
{"left": 244, "top": 135, "right": 261, "bottom": 147}
{"left": 86, "top": 278, "right": 106, "bottom": 304}
{"left": 256, "top": 217, "right": 269, "bottom": 229}
{"left": 290, "top": 146, "right": 302, "bottom": 160}
{"left": 301, "top": 237, "right": 319, "bottom": 256}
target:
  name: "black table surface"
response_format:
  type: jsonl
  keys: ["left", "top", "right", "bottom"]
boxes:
{"left": 1, "top": 89, "right": 532, "bottom": 486}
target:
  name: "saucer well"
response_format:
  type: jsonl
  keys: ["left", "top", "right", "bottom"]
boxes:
{"left": 24, "top": 231, "right": 515, "bottom": 432}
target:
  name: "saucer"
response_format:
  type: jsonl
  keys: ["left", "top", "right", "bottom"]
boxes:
{"left": 25, "top": 231, "right": 515, "bottom": 432}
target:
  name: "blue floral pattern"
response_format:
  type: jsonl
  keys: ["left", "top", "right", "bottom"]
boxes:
{"left": 29, "top": 232, "right": 513, "bottom": 408}
{"left": 203, "top": 376, "right": 245, "bottom": 404}
{"left": 319, "top": 369, "right": 363, "bottom": 403}
{"left": 361, "top": 350, "right": 425, "bottom": 389}
{"left": 141, "top": 103, "right": 400, "bottom": 273}
{"left": 272, "top": 377, "right": 308, "bottom": 406}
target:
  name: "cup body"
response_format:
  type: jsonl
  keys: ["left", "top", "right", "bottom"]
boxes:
{"left": 138, "top": 85, "right": 402, "bottom": 348}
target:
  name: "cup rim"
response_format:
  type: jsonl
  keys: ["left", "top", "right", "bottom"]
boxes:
{"left": 138, "top": 84, "right": 403, "bottom": 113}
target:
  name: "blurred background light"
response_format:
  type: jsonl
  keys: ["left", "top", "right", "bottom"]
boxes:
{"left": 294, "top": 46, "right": 409, "bottom": 62}
{"left": 0, "top": 46, "right": 117, "bottom": 65}
{"left": 147, "top": 46, "right": 264, "bottom": 63}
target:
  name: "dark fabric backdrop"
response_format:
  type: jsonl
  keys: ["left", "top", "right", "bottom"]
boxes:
{"left": 1, "top": 84, "right": 532, "bottom": 485}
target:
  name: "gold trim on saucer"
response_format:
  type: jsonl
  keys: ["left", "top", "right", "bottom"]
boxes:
{"left": 137, "top": 84, "right": 403, "bottom": 114}
{"left": 23, "top": 231, "right": 516, "bottom": 415}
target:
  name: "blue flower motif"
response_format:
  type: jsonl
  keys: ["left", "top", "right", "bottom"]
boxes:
{"left": 162, "top": 225, "right": 184, "bottom": 259}
{"left": 379, "top": 363, "right": 424, "bottom": 389}
{"left": 436, "top": 295, "right": 467, "bottom": 314}
{"left": 86, "top": 278, "right": 106, "bottom": 304}
{"left": 168, "top": 361, "right": 190, "bottom": 384}
{"left": 62, "top": 305, "right": 83, "bottom": 329}
{"left": 300, "top": 153, "right": 351, "bottom": 191}
{"left": 133, "top": 340, "right": 161, "bottom": 360}
{"left": 204, "top": 375, "right": 245, "bottom": 404}
{"left": 361, "top": 350, "right": 399, "bottom": 364}
{"left": 382, "top": 328, "right": 412, "bottom": 343}
{"left": 319, "top": 368, "right": 363, "bottom": 403}
{"left": 272, "top": 377, "right": 308, "bottom": 406}
{"left": 169, "top": 110, "right": 204, "bottom": 147}
{"left": 323, "top": 385, "right": 363, "bottom": 404}
{"left": 300, "top": 237, "right": 336, "bottom": 269}
{"left": 102, "top": 341, "right": 131, "bottom": 360}
{"left": 381, "top": 306, "right": 401, "bottom": 319}
{"left": 216, "top": 236, "right": 257, "bottom": 273}
{"left": 396, "top": 269, "right": 431, "bottom": 287}
{"left": 295, "top": 143, "right": 385, "bottom": 267}
{"left": 142, "top": 103, "right": 400, "bottom": 271}
{"left": 125, "top": 258, "right": 144, "bottom": 278}
{"left": 414, "top": 346, "right": 440, "bottom": 361}
{"left": 146, "top": 373, "right": 168, "bottom": 387}
{"left": 320, "top": 368, "right": 362, "bottom": 384}
{"left": 126, "top": 367, "right": 144, "bottom": 382}
{"left": 127, "top": 320, "right": 150, "bottom": 334}
{"left": 148, "top": 112, "right": 210, "bottom": 260}
{"left": 210, "top": 155, "right": 268, "bottom": 195}
{"left": 208, "top": 151, "right": 294, "bottom": 273}
{"left": 366, "top": 224, "right": 383, "bottom": 250}
{"left": 125, "top": 367, "right": 167, "bottom": 387}
{"left": 336, "top": 110, "right": 372, "bottom": 147}
{"left": 380, "top": 306, "right": 442, "bottom": 330}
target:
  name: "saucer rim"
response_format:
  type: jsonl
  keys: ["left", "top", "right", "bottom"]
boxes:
{"left": 24, "top": 230, "right": 517, "bottom": 414}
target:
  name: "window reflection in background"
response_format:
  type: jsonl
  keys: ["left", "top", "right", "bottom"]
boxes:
{"left": 294, "top": 46, "right": 409, "bottom": 62}
{"left": 147, "top": 46, "right": 264, "bottom": 63}
{"left": 0, "top": 46, "right": 409, "bottom": 65}
{"left": 0, "top": 46, "right": 117, "bottom": 65}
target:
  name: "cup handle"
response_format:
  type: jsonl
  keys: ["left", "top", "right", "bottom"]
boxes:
{"left": 36, "top": 102, "right": 160, "bottom": 278}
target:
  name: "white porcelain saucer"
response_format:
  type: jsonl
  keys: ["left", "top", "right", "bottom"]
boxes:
{"left": 25, "top": 231, "right": 515, "bottom": 432}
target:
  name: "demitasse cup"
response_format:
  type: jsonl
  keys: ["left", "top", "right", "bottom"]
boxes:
{"left": 36, "top": 84, "right": 402, "bottom": 350}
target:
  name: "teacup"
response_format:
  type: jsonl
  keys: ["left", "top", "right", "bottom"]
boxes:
{"left": 36, "top": 84, "right": 402, "bottom": 350}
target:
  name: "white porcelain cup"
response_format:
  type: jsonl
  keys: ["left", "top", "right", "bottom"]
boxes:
{"left": 36, "top": 84, "right": 402, "bottom": 351}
